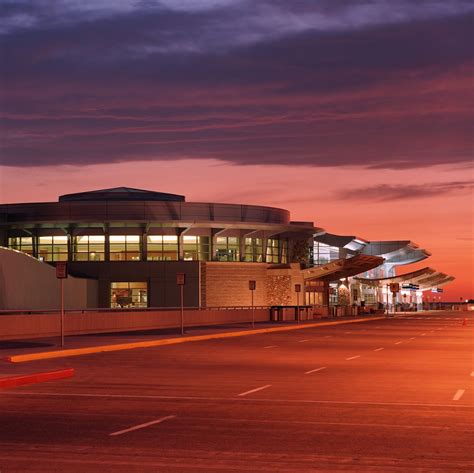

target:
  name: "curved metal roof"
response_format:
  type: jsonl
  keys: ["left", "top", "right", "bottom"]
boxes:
{"left": 355, "top": 266, "right": 455, "bottom": 290}
{"left": 59, "top": 187, "right": 185, "bottom": 202}
{"left": 362, "top": 240, "right": 430, "bottom": 265}
{"left": 302, "top": 254, "right": 384, "bottom": 282}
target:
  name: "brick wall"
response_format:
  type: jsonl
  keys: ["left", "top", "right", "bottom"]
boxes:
{"left": 203, "top": 262, "right": 268, "bottom": 307}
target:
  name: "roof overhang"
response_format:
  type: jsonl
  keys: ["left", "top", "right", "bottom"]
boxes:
{"left": 355, "top": 267, "right": 455, "bottom": 290}
{"left": 302, "top": 254, "right": 384, "bottom": 282}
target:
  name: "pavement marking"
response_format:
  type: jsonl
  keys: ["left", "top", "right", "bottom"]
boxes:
{"left": 344, "top": 331, "right": 352, "bottom": 334}
{"left": 7, "top": 316, "right": 385, "bottom": 363}
{"left": 263, "top": 345, "right": 277, "bottom": 349}
{"left": 110, "top": 415, "right": 176, "bottom": 436}
{"left": 453, "top": 390, "right": 465, "bottom": 401}
{"left": 345, "top": 355, "right": 361, "bottom": 361}
{"left": 238, "top": 384, "right": 272, "bottom": 397}
{"left": 298, "top": 339, "right": 310, "bottom": 343}
{"left": 305, "top": 366, "right": 327, "bottom": 375}
{"left": 470, "top": 372, "right": 474, "bottom": 377}
{"left": 324, "top": 335, "right": 333, "bottom": 338}
{"left": 374, "top": 347, "right": 384, "bottom": 352}
{"left": 7, "top": 391, "right": 473, "bottom": 409}
{"left": 409, "top": 337, "right": 416, "bottom": 340}
{"left": 394, "top": 341, "right": 403, "bottom": 345}
{"left": 421, "top": 333, "right": 427, "bottom": 336}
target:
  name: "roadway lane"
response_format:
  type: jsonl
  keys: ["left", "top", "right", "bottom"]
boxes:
{"left": 1, "top": 311, "right": 472, "bottom": 472}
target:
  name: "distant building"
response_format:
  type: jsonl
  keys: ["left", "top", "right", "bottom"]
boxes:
{"left": 0, "top": 187, "right": 454, "bottom": 311}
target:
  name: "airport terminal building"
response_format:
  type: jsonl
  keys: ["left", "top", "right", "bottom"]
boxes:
{"left": 0, "top": 187, "right": 454, "bottom": 312}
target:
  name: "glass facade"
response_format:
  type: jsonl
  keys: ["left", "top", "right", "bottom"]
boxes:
{"left": 38, "top": 235, "right": 68, "bottom": 262}
{"left": 110, "top": 282, "right": 147, "bottom": 308}
{"left": 147, "top": 235, "right": 178, "bottom": 260}
{"left": 313, "top": 242, "right": 340, "bottom": 265}
{"left": 7, "top": 233, "right": 290, "bottom": 264}
{"left": 109, "top": 235, "right": 141, "bottom": 261}
{"left": 214, "top": 236, "right": 239, "bottom": 261}
{"left": 244, "top": 238, "right": 263, "bottom": 262}
{"left": 266, "top": 238, "right": 280, "bottom": 263}
{"left": 8, "top": 236, "right": 34, "bottom": 256}
{"left": 281, "top": 239, "right": 288, "bottom": 264}
{"left": 183, "top": 235, "right": 210, "bottom": 261}
{"left": 73, "top": 235, "right": 105, "bottom": 261}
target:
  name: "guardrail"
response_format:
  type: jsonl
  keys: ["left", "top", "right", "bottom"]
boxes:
{"left": 0, "top": 306, "right": 272, "bottom": 316}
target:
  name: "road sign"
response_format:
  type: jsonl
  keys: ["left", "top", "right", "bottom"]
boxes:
{"left": 176, "top": 273, "right": 186, "bottom": 285}
{"left": 389, "top": 283, "right": 400, "bottom": 293}
{"left": 249, "top": 280, "right": 256, "bottom": 290}
{"left": 56, "top": 262, "right": 68, "bottom": 279}
{"left": 294, "top": 284, "right": 301, "bottom": 293}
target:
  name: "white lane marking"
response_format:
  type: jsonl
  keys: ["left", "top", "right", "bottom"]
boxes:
{"left": 109, "top": 415, "right": 176, "bottom": 437}
{"left": 305, "top": 366, "right": 327, "bottom": 375}
{"left": 344, "top": 331, "right": 352, "bottom": 334}
{"left": 409, "top": 337, "right": 416, "bottom": 340}
{"left": 238, "top": 384, "right": 272, "bottom": 397}
{"left": 7, "top": 392, "right": 473, "bottom": 409}
{"left": 345, "top": 355, "right": 361, "bottom": 361}
{"left": 324, "top": 335, "right": 332, "bottom": 338}
{"left": 374, "top": 347, "right": 384, "bottom": 352}
{"left": 263, "top": 345, "right": 277, "bottom": 349}
{"left": 421, "top": 333, "right": 426, "bottom": 336}
{"left": 298, "top": 339, "right": 310, "bottom": 343}
{"left": 453, "top": 390, "right": 465, "bottom": 401}
{"left": 395, "top": 341, "right": 403, "bottom": 345}
{"left": 470, "top": 372, "right": 474, "bottom": 377}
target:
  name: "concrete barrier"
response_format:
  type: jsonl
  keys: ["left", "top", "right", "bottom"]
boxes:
{"left": 0, "top": 308, "right": 270, "bottom": 341}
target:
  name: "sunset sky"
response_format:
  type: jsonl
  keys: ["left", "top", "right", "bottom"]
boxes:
{"left": 1, "top": 1, "right": 473, "bottom": 300}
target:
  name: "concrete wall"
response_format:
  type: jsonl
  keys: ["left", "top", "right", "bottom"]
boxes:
{"left": 0, "top": 247, "right": 97, "bottom": 310}
{"left": 68, "top": 260, "right": 200, "bottom": 308}
{"left": 0, "top": 308, "right": 270, "bottom": 340}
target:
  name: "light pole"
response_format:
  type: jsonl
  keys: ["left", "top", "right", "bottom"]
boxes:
{"left": 295, "top": 284, "right": 301, "bottom": 323}
{"left": 55, "top": 262, "right": 68, "bottom": 348}
{"left": 249, "top": 280, "right": 256, "bottom": 328}
{"left": 176, "top": 273, "right": 186, "bottom": 335}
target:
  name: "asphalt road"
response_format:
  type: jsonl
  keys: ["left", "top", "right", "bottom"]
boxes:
{"left": 1, "top": 311, "right": 473, "bottom": 472}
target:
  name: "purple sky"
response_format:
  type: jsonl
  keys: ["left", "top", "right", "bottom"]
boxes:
{"left": 1, "top": 1, "right": 473, "bottom": 299}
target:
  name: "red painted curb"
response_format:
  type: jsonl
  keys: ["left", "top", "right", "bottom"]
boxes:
{"left": 0, "top": 368, "right": 74, "bottom": 389}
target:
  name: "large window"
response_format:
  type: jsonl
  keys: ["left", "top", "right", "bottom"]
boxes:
{"left": 313, "top": 242, "right": 340, "bottom": 265}
{"left": 8, "top": 237, "right": 34, "bottom": 257}
{"left": 73, "top": 235, "right": 105, "bottom": 261}
{"left": 266, "top": 238, "right": 280, "bottom": 263}
{"left": 109, "top": 235, "right": 141, "bottom": 261}
{"left": 110, "top": 282, "right": 147, "bottom": 308}
{"left": 214, "top": 236, "right": 239, "bottom": 261}
{"left": 38, "top": 235, "right": 68, "bottom": 262}
{"left": 183, "top": 235, "right": 210, "bottom": 261}
{"left": 147, "top": 235, "right": 178, "bottom": 260}
{"left": 244, "top": 238, "right": 263, "bottom": 262}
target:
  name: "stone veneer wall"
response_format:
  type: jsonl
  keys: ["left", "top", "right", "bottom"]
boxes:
{"left": 203, "top": 262, "right": 268, "bottom": 307}
{"left": 266, "top": 275, "right": 291, "bottom": 306}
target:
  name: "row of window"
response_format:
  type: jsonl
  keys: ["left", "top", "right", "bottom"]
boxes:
{"left": 8, "top": 236, "right": 288, "bottom": 263}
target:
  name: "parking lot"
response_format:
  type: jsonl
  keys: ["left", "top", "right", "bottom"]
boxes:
{"left": 1, "top": 311, "right": 473, "bottom": 472}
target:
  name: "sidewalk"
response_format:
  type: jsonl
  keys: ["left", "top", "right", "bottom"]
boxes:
{"left": 2, "top": 315, "right": 386, "bottom": 364}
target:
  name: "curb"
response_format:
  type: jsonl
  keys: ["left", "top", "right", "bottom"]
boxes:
{"left": 6, "top": 316, "right": 386, "bottom": 363}
{"left": 0, "top": 368, "right": 74, "bottom": 389}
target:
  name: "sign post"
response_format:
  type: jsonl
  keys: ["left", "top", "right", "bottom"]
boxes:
{"left": 295, "top": 284, "right": 301, "bottom": 324}
{"left": 56, "top": 262, "right": 68, "bottom": 347}
{"left": 176, "top": 273, "right": 186, "bottom": 335}
{"left": 249, "top": 280, "right": 256, "bottom": 328}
